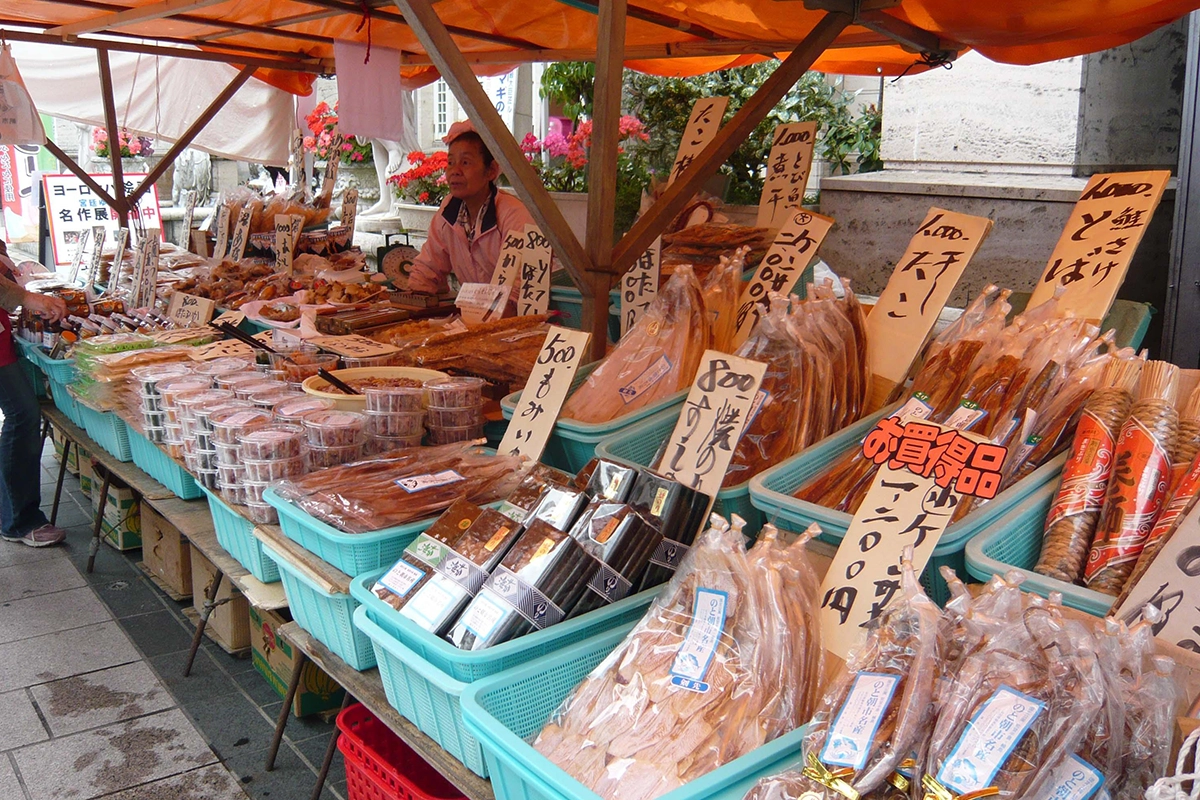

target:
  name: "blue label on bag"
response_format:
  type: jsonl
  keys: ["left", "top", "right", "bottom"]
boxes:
{"left": 822, "top": 672, "right": 902, "bottom": 770}
{"left": 1028, "top": 755, "right": 1104, "bottom": 800}
{"left": 670, "top": 588, "right": 727, "bottom": 693}
{"left": 938, "top": 685, "right": 1045, "bottom": 795}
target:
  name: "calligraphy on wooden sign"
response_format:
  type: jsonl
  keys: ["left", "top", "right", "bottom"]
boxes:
{"left": 229, "top": 205, "right": 253, "bottom": 261}
{"left": 87, "top": 226, "right": 106, "bottom": 289}
{"left": 274, "top": 214, "right": 295, "bottom": 276}
{"left": 213, "top": 205, "right": 231, "bottom": 259}
{"left": 190, "top": 330, "right": 273, "bottom": 361}
{"left": 1115, "top": 501, "right": 1200, "bottom": 648}
{"left": 179, "top": 189, "right": 197, "bottom": 248}
{"left": 1028, "top": 170, "right": 1170, "bottom": 322}
{"left": 669, "top": 97, "right": 729, "bottom": 186}
{"left": 498, "top": 327, "right": 591, "bottom": 461}
{"left": 212, "top": 310, "right": 245, "bottom": 328}
{"left": 68, "top": 227, "right": 91, "bottom": 285}
{"left": 517, "top": 224, "right": 552, "bottom": 317}
{"left": 490, "top": 229, "right": 524, "bottom": 289}
{"left": 166, "top": 292, "right": 216, "bottom": 328}
{"left": 308, "top": 334, "right": 399, "bottom": 358}
{"left": 342, "top": 189, "right": 359, "bottom": 239}
{"left": 108, "top": 228, "right": 129, "bottom": 297}
{"left": 621, "top": 238, "right": 661, "bottom": 337}
{"left": 289, "top": 127, "right": 305, "bottom": 189}
{"left": 134, "top": 232, "right": 161, "bottom": 309}
{"left": 757, "top": 122, "right": 818, "bottom": 230}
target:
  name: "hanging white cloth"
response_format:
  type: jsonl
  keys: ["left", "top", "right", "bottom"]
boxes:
{"left": 332, "top": 41, "right": 405, "bottom": 142}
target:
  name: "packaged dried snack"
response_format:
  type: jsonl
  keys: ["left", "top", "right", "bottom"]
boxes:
{"left": 580, "top": 458, "right": 639, "bottom": 503}
{"left": 499, "top": 463, "right": 575, "bottom": 521}
{"left": 628, "top": 470, "right": 711, "bottom": 590}
{"left": 370, "top": 499, "right": 484, "bottom": 612}
{"left": 701, "top": 247, "right": 744, "bottom": 354}
{"left": 568, "top": 503, "right": 661, "bottom": 617}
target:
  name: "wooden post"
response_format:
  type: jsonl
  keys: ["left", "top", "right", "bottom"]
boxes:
{"left": 583, "top": 0, "right": 627, "bottom": 359}
{"left": 96, "top": 49, "right": 130, "bottom": 228}
{"left": 609, "top": 10, "right": 852, "bottom": 277}
{"left": 391, "top": 0, "right": 594, "bottom": 289}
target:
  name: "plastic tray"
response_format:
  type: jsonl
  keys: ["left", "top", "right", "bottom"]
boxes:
{"left": 262, "top": 487, "right": 438, "bottom": 576}
{"left": 262, "top": 542, "right": 375, "bottom": 669}
{"left": 548, "top": 273, "right": 621, "bottom": 340}
{"left": 964, "top": 481, "right": 1116, "bottom": 617}
{"left": 748, "top": 418, "right": 1068, "bottom": 605}
{"left": 47, "top": 377, "right": 84, "bottom": 427}
{"left": 500, "top": 361, "right": 689, "bottom": 473}
{"left": 28, "top": 347, "right": 78, "bottom": 385}
{"left": 349, "top": 572, "right": 660, "bottom": 777}
{"left": 459, "top": 625, "right": 807, "bottom": 800}
{"left": 198, "top": 485, "right": 280, "bottom": 583}
{"left": 337, "top": 704, "right": 466, "bottom": 800}
{"left": 75, "top": 402, "right": 133, "bottom": 462}
{"left": 127, "top": 428, "right": 203, "bottom": 500}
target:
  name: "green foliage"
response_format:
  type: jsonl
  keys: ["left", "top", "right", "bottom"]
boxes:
{"left": 539, "top": 62, "right": 596, "bottom": 123}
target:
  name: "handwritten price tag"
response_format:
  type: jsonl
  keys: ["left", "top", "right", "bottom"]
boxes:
{"left": 517, "top": 224, "right": 552, "bottom": 317}
{"left": 308, "top": 335, "right": 398, "bottom": 358}
{"left": 179, "top": 189, "right": 197, "bottom": 248}
{"left": 229, "top": 205, "right": 253, "bottom": 261}
{"left": 68, "top": 227, "right": 91, "bottom": 285}
{"left": 490, "top": 230, "right": 524, "bottom": 288}
{"left": 757, "top": 122, "right": 818, "bottom": 230}
{"left": 342, "top": 188, "right": 359, "bottom": 239}
{"left": 456, "top": 283, "right": 508, "bottom": 324}
{"left": 87, "top": 226, "right": 106, "bottom": 289}
{"left": 669, "top": 97, "right": 729, "bottom": 186}
{"left": 274, "top": 214, "right": 295, "bottom": 276}
{"left": 498, "top": 326, "right": 591, "bottom": 461}
{"left": 621, "top": 238, "right": 660, "bottom": 337}
{"left": 166, "top": 292, "right": 216, "bottom": 327}
{"left": 213, "top": 205, "right": 231, "bottom": 259}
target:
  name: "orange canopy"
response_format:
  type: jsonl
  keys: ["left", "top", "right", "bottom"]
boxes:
{"left": 3, "top": 0, "right": 1198, "bottom": 95}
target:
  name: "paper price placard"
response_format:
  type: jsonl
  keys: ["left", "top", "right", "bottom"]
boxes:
{"left": 517, "top": 224, "right": 552, "bottom": 317}
{"left": 757, "top": 122, "right": 818, "bottom": 230}
{"left": 107, "top": 228, "right": 129, "bottom": 296}
{"left": 620, "top": 238, "right": 661, "bottom": 337}
{"left": 289, "top": 127, "right": 305, "bottom": 187}
{"left": 211, "top": 309, "right": 245, "bottom": 328}
{"left": 190, "top": 330, "right": 273, "bottom": 361}
{"left": 490, "top": 229, "right": 524, "bottom": 288}
{"left": 865, "top": 208, "right": 994, "bottom": 412}
{"left": 669, "top": 97, "right": 729, "bottom": 185}
{"left": 68, "top": 227, "right": 91, "bottom": 285}
{"left": 498, "top": 326, "right": 591, "bottom": 461}
{"left": 134, "top": 232, "right": 161, "bottom": 309}
{"left": 456, "top": 282, "right": 508, "bottom": 325}
{"left": 213, "top": 205, "right": 231, "bottom": 258}
{"left": 274, "top": 214, "right": 295, "bottom": 275}
{"left": 1027, "top": 170, "right": 1170, "bottom": 322}
{"left": 657, "top": 351, "right": 767, "bottom": 498}
{"left": 308, "top": 334, "right": 398, "bottom": 358}
{"left": 342, "top": 188, "right": 359, "bottom": 239}
{"left": 732, "top": 209, "right": 835, "bottom": 347}
{"left": 86, "top": 226, "right": 106, "bottom": 288}
{"left": 166, "top": 292, "right": 216, "bottom": 328}
{"left": 179, "top": 189, "right": 197, "bottom": 248}
{"left": 229, "top": 205, "right": 253, "bottom": 261}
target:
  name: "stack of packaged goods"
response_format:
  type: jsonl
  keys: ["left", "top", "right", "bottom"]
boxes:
{"left": 425, "top": 377, "right": 487, "bottom": 445}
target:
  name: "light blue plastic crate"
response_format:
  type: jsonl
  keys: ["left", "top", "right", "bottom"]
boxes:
{"left": 964, "top": 481, "right": 1115, "bottom": 617}
{"left": 748, "top": 413, "right": 1067, "bottom": 605}
{"left": 127, "top": 428, "right": 203, "bottom": 500}
{"left": 76, "top": 402, "right": 133, "bottom": 462}
{"left": 460, "top": 625, "right": 807, "bottom": 800}
{"left": 29, "top": 347, "right": 77, "bottom": 385}
{"left": 500, "top": 361, "right": 689, "bottom": 473}
{"left": 16, "top": 340, "right": 47, "bottom": 398}
{"left": 548, "top": 274, "right": 621, "bottom": 340}
{"left": 48, "top": 378, "right": 84, "bottom": 426}
{"left": 198, "top": 485, "right": 279, "bottom": 583}
{"left": 262, "top": 486, "right": 435, "bottom": 576}
{"left": 262, "top": 542, "right": 375, "bottom": 670}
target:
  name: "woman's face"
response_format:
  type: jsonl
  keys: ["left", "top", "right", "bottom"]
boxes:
{"left": 446, "top": 138, "right": 500, "bottom": 203}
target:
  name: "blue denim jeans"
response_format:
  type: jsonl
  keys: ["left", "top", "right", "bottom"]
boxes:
{"left": 0, "top": 359, "right": 48, "bottom": 537}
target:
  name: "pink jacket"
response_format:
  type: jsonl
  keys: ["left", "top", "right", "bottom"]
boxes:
{"left": 408, "top": 186, "right": 535, "bottom": 294}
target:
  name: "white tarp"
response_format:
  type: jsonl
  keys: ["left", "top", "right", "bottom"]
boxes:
{"left": 10, "top": 40, "right": 293, "bottom": 165}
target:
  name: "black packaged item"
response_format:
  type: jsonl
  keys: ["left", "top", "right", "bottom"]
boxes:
{"left": 569, "top": 509, "right": 662, "bottom": 618}
{"left": 399, "top": 508, "right": 521, "bottom": 635}
{"left": 498, "top": 463, "right": 574, "bottom": 521}
{"left": 448, "top": 520, "right": 592, "bottom": 650}
{"left": 371, "top": 498, "right": 484, "bottom": 611}
{"left": 628, "top": 470, "right": 712, "bottom": 591}
{"left": 582, "top": 458, "right": 639, "bottom": 503}
{"left": 523, "top": 486, "right": 588, "bottom": 533}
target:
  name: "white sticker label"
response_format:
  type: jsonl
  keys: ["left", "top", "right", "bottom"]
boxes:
{"left": 618, "top": 355, "right": 672, "bottom": 406}
{"left": 1028, "top": 755, "right": 1104, "bottom": 800}
{"left": 376, "top": 560, "right": 426, "bottom": 599}
{"left": 401, "top": 577, "right": 456, "bottom": 630}
{"left": 946, "top": 402, "right": 987, "bottom": 431}
{"left": 938, "top": 685, "right": 1045, "bottom": 795}
{"left": 460, "top": 588, "right": 508, "bottom": 641}
{"left": 746, "top": 389, "right": 770, "bottom": 430}
{"left": 894, "top": 394, "right": 933, "bottom": 422}
{"left": 821, "top": 672, "right": 902, "bottom": 770}
{"left": 669, "top": 588, "right": 728, "bottom": 693}
{"left": 396, "top": 469, "right": 464, "bottom": 493}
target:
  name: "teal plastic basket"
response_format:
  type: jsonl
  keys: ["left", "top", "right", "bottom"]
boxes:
{"left": 748, "top": 418, "right": 1068, "bottom": 605}
{"left": 964, "top": 482, "right": 1115, "bottom": 617}
{"left": 500, "top": 362, "right": 689, "bottom": 473}
{"left": 262, "top": 543, "right": 376, "bottom": 670}
{"left": 262, "top": 486, "right": 437, "bottom": 576}
{"left": 75, "top": 402, "right": 133, "bottom": 462}
{"left": 127, "top": 428, "right": 203, "bottom": 500}
{"left": 47, "top": 378, "right": 84, "bottom": 426}
{"left": 548, "top": 273, "right": 621, "bottom": 339}
{"left": 459, "top": 625, "right": 807, "bottom": 800}
{"left": 17, "top": 340, "right": 47, "bottom": 398}
{"left": 198, "top": 485, "right": 279, "bottom": 583}
{"left": 29, "top": 348, "right": 77, "bottom": 385}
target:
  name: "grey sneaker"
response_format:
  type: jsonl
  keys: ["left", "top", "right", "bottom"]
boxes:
{"left": 2, "top": 524, "right": 67, "bottom": 547}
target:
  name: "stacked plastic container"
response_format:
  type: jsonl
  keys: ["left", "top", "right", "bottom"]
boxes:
{"left": 365, "top": 386, "right": 426, "bottom": 453}
{"left": 237, "top": 424, "right": 309, "bottom": 523}
{"left": 304, "top": 409, "right": 369, "bottom": 468}
{"left": 130, "top": 362, "right": 194, "bottom": 443}
{"left": 424, "top": 377, "right": 486, "bottom": 445}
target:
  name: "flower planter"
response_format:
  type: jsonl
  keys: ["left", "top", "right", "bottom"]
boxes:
{"left": 390, "top": 202, "right": 440, "bottom": 232}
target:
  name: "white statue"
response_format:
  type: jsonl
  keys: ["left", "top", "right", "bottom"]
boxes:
{"left": 361, "top": 90, "right": 420, "bottom": 217}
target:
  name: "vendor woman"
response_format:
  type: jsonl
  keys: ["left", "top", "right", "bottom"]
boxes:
{"left": 408, "top": 121, "right": 535, "bottom": 295}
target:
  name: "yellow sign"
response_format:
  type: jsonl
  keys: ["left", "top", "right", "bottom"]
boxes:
{"left": 757, "top": 122, "right": 818, "bottom": 230}
{"left": 498, "top": 326, "right": 591, "bottom": 461}
{"left": 669, "top": 97, "right": 729, "bottom": 186}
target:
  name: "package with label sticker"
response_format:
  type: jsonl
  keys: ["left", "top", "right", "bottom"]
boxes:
{"left": 568, "top": 503, "right": 661, "bottom": 618}
{"left": 522, "top": 486, "right": 588, "bottom": 534}
{"left": 398, "top": 508, "right": 522, "bottom": 635}
{"left": 628, "top": 470, "right": 711, "bottom": 591}
{"left": 575, "top": 458, "right": 640, "bottom": 503}
{"left": 498, "top": 463, "right": 574, "bottom": 521}
{"left": 447, "top": 519, "right": 593, "bottom": 650}
{"left": 370, "top": 499, "right": 484, "bottom": 611}
{"left": 532, "top": 517, "right": 823, "bottom": 800}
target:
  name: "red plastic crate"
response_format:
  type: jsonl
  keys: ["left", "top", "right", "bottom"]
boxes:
{"left": 337, "top": 704, "right": 465, "bottom": 800}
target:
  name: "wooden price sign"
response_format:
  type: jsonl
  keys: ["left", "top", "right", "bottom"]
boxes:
{"left": 1115, "top": 498, "right": 1200, "bottom": 646}
{"left": 498, "top": 326, "right": 591, "bottom": 461}
{"left": 166, "top": 292, "right": 216, "bottom": 327}
{"left": 107, "top": 228, "right": 129, "bottom": 297}
{"left": 342, "top": 188, "right": 359, "bottom": 239}
{"left": 657, "top": 351, "right": 767, "bottom": 498}
{"left": 757, "top": 122, "right": 818, "bottom": 230}
{"left": 86, "top": 226, "right": 106, "bottom": 289}
{"left": 456, "top": 282, "right": 508, "bottom": 325}
{"left": 490, "top": 229, "right": 524, "bottom": 288}
{"left": 68, "top": 227, "right": 91, "bottom": 285}
{"left": 308, "top": 334, "right": 398, "bottom": 358}
{"left": 818, "top": 417, "right": 1005, "bottom": 660}
{"left": 213, "top": 205, "right": 231, "bottom": 259}
{"left": 864, "top": 208, "right": 994, "bottom": 413}
{"left": 229, "top": 205, "right": 253, "bottom": 261}
{"left": 134, "top": 231, "right": 161, "bottom": 309}
{"left": 274, "top": 214, "right": 295, "bottom": 275}
{"left": 669, "top": 97, "right": 729, "bottom": 186}
{"left": 517, "top": 224, "right": 553, "bottom": 317}
{"left": 211, "top": 309, "right": 245, "bottom": 328}
{"left": 1028, "top": 170, "right": 1171, "bottom": 323}
{"left": 319, "top": 134, "right": 344, "bottom": 203}
{"left": 179, "top": 189, "right": 197, "bottom": 248}
{"left": 620, "top": 237, "right": 661, "bottom": 337}
{"left": 190, "top": 330, "right": 273, "bottom": 361}
{"left": 289, "top": 127, "right": 306, "bottom": 193}
{"left": 732, "top": 209, "right": 835, "bottom": 348}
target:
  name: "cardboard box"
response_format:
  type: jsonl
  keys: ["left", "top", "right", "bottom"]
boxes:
{"left": 91, "top": 476, "right": 141, "bottom": 550}
{"left": 141, "top": 504, "right": 191, "bottom": 598}
{"left": 249, "top": 605, "right": 345, "bottom": 717}
{"left": 77, "top": 448, "right": 94, "bottom": 499}
{"left": 190, "top": 544, "right": 250, "bottom": 652}
{"left": 52, "top": 429, "right": 79, "bottom": 476}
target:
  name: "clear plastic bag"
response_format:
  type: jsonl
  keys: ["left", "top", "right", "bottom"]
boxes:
{"left": 702, "top": 247, "right": 744, "bottom": 354}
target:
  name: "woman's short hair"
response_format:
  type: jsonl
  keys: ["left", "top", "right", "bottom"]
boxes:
{"left": 450, "top": 130, "right": 495, "bottom": 169}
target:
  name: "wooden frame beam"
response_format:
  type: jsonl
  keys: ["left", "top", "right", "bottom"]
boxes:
{"left": 197, "top": 8, "right": 346, "bottom": 42}
{"left": 96, "top": 48, "right": 129, "bottom": 224}
{"left": 49, "top": 0, "right": 229, "bottom": 38}
{"left": 292, "top": 0, "right": 543, "bottom": 50}
{"left": 555, "top": 0, "right": 719, "bottom": 40}
{"left": 41, "top": 140, "right": 122, "bottom": 209}
{"left": 393, "top": 0, "right": 594, "bottom": 285}
{"left": 611, "top": 10, "right": 853, "bottom": 276}
{"left": 858, "top": 10, "right": 959, "bottom": 56}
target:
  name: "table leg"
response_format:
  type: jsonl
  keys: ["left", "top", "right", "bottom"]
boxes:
{"left": 40, "top": 417, "right": 51, "bottom": 453}
{"left": 309, "top": 693, "right": 352, "bottom": 800}
{"left": 183, "top": 571, "right": 225, "bottom": 677}
{"left": 265, "top": 650, "right": 308, "bottom": 771}
{"left": 86, "top": 469, "right": 111, "bottom": 574}
{"left": 50, "top": 438, "right": 71, "bottom": 526}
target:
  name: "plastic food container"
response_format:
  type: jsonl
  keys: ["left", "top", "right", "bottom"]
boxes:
{"left": 244, "top": 501, "right": 278, "bottom": 524}
{"left": 197, "top": 469, "right": 219, "bottom": 490}
{"left": 217, "top": 463, "right": 244, "bottom": 486}
{"left": 249, "top": 388, "right": 303, "bottom": 409}
{"left": 192, "top": 357, "right": 254, "bottom": 378}
{"left": 214, "top": 441, "right": 241, "bottom": 465}
{"left": 267, "top": 345, "right": 321, "bottom": 371}
{"left": 368, "top": 434, "right": 424, "bottom": 454}
{"left": 274, "top": 396, "right": 335, "bottom": 423}
{"left": 158, "top": 376, "right": 214, "bottom": 408}
{"left": 427, "top": 423, "right": 486, "bottom": 445}
{"left": 424, "top": 377, "right": 486, "bottom": 409}
{"left": 303, "top": 410, "right": 367, "bottom": 447}
{"left": 176, "top": 390, "right": 236, "bottom": 422}
{"left": 238, "top": 424, "right": 306, "bottom": 460}
{"left": 341, "top": 354, "right": 398, "bottom": 369}
{"left": 244, "top": 456, "right": 307, "bottom": 482}
{"left": 425, "top": 404, "right": 484, "bottom": 429}
{"left": 308, "top": 442, "right": 364, "bottom": 470}
{"left": 183, "top": 452, "right": 200, "bottom": 473}
{"left": 209, "top": 407, "right": 274, "bottom": 445}
{"left": 138, "top": 393, "right": 163, "bottom": 413}
{"left": 365, "top": 410, "right": 424, "bottom": 438}
{"left": 193, "top": 400, "right": 254, "bottom": 431}
{"left": 282, "top": 354, "right": 341, "bottom": 386}
{"left": 234, "top": 380, "right": 285, "bottom": 400}
{"left": 131, "top": 363, "right": 192, "bottom": 395}
{"left": 163, "top": 420, "right": 184, "bottom": 443}
{"left": 219, "top": 483, "right": 243, "bottom": 506}
{"left": 142, "top": 410, "right": 165, "bottom": 429}
{"left": 217, "top": 371, "right": 269, "bottom": 392}
{"left": 145, "top": 425, "right": 165, "bottom": 444}
{"left": 244, "top": 480, "right": 269, "bottom": 504}
{"left": 195, "top": 448, "right": 218, "bottom": 471}
{"left": 364, "top": 386, "right": 425, "bottom": 414}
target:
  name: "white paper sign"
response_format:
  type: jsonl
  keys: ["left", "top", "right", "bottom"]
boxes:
{"left": 68, "top": 227, "right": 90, "bottom": 285}
{"left": 212, "top": 309, "right": 245, "bottom": 328}
{"left": 40, "top": 172, "right": 163, "bottom": 266}
{"left": 132, "top": 231, "right": 160, "bottom": 309}
{"left": 179, "top": 189, "right": 197, "bottom": 248}
{"left": 86, "top": 226, "right": 106, "bottom": 288}
{"left": 1115, "top": 500, "right": 1200, "bottom": 646}
{"left": 229, "top": 205, "right": 253, "bottom": 261}
{"left": 456, "top": 282, "right": 508, "bottom": 324}
{"left": 621, "top": 238, "right": 660, "bottom": 337}
{"left": 669, "top": 97, "right": 729, "bottom": 186}
{"left": 307, "top": 334, "right": 398, "bottom": 358}
{"left": 490, "top": 228, "right": 524, "bottom": 288}
{"left": 517, "top": 224, "right": 552, "bottom": 317}
{"left": 166, "top": 292, "right": 216, "bottom": 327}
{"left": 213, "top": 205, "right": 231, "bottom": 259}
{"left": 342, "top": 188, "right": 359, "bottom": 239}
{"left": 274, "top": 214, "right": 294, "bottom": 275}
{"left": 498, "top": 326, "right": 591, "bottom": 461}
{"left": 757, "top": 122, "right": 818, "bottom": 230}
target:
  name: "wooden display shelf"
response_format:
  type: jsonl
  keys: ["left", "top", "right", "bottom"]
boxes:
{"left": 279, "top": 621, "right": 495, "bottom": 800}
{"left": 42, "top": 404, "right": 176, "bottom": 501}
{"left": 252, "top": 523, "right": 352, "bottom": 595}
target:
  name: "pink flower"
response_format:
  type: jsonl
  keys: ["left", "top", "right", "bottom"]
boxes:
{"left": 542, "top": 132, "right": 569, "bottom": 158}
{"left": 128, "top": 138, "right": 142, "bottom": 155}
{"left": 352, "top": 151, "right": 363, "bottom": 162}
{"left": 303, "top": 136, "right": 316, "bottom": 149}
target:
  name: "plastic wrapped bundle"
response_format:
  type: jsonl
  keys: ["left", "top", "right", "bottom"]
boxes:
{"left": 532, "top": 518, "right": 823, "bottom": 800}
{"left": 702, "top": 248, "right": 744, "bottom": 354}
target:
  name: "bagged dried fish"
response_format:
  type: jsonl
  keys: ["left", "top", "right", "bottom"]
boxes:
{"left": 370, "top": 499, "right": 484, "bottom": 612}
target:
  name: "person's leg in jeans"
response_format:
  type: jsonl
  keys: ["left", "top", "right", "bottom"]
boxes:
{"left": 0, "top": 360, "right": 63, "bottom": 545}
